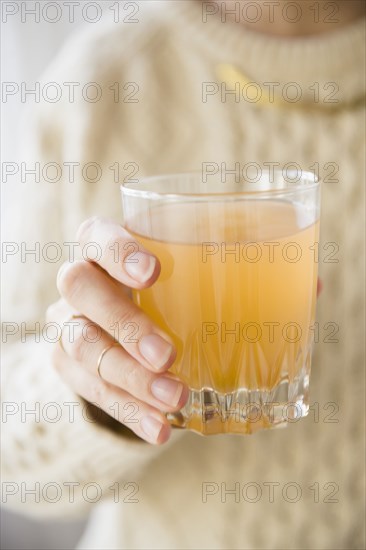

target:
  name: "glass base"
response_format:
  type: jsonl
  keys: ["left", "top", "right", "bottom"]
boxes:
{"left": 167, "top": 374, "right": 309, "bottom": 435}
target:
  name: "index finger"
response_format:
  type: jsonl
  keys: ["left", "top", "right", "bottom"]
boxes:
{"left": 76, "top": 216, "right": 160, "bottom": 288}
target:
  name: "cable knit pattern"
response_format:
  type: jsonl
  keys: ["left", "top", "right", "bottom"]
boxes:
{"left": 1, "top": 2, "right": 365, "bottom": 549}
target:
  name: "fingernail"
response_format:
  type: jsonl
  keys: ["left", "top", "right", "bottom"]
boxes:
{"left": 151, "top": 377, "right": 184, "bottom": 407}
{"left": 140, "top": 416, "right": 164, "bottom": 441}
{"left": 139, "top": 334, "right": 174, "bottom": 370}
{"left": 124, "top": 251, "right": 156, "bottom": 283}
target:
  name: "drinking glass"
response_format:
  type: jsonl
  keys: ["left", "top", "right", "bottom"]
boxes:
{"left": 121, "top": 169, "right": 320, "bottom": 435}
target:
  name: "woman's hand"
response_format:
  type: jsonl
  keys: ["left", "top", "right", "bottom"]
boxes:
{"left": 46, "top": 217, "right": 189, "bottom": 445}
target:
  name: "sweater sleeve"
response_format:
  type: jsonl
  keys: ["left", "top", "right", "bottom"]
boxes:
{"left": 1, "top": 21, "right": 186, "bottom": 520}
{"left": 1, "top": 340, "right": 185, "bottom": 520}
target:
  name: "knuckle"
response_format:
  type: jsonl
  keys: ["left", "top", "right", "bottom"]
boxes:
{"left": 67, "top": 328, "right": 87, "bottom": 363}
{"left": 46, "top": 298, "right": 68, "bottom": 324}
{"left": 105, "top": 233, "right": 135, "bottom": 263}
{"left": 76, "top": 215, "right": 101, "bottom": 243}
{"left": 107, "top": 306, "right": 141, "bottom": 340}
{"left": 105, "top": 235, "right": 123, "bottom": 262}
{"left": 88, "top": 381, "right": 107, "bottom": 408}
{"left": 120, "top": 363, "right": 143, "bottom": 392}
{"left": 56, "top": 260, "right": 87, "bottom": 299}
{"left": 105, "top": 226, "right": 146, "bottom": 265}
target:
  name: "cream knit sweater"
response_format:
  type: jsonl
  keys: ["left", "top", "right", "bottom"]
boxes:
{"left": 2, "top": 2, "right": 365, "bottom": 549}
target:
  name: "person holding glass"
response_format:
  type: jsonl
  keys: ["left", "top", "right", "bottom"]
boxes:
{"left": 2, "top": 1, "right": 365, "bottom": 548}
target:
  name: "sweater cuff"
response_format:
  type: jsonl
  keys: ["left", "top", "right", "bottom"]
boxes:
{"left": 1, "top": 340, "right": 186, "bottom": 518}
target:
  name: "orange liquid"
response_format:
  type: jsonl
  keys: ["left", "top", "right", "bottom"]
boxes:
{"left": 131, "top": 201, "right": 319, "bottom": 394}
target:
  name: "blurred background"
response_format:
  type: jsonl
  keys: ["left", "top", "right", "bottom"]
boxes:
{"left": 1, "top": 4, "right": 94, "bottom": 548}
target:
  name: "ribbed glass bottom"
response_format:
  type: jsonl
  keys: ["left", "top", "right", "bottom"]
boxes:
{"left": 168, "top": 373, "right": 309, "bottom": 435}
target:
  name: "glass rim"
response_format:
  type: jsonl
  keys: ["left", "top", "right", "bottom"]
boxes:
{"left": 120, "top": 170, "right": 320, "bottom": 200}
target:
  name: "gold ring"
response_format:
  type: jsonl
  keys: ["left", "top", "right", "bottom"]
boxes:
{"left": 58, "top": 314, "right": 86, "bottom": 353}
{"left": 97, "top": 342, "right": 120, "bottom": 379}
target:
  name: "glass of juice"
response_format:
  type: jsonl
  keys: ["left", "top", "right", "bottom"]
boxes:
{"left": 120, "top": 169, "right": 320, "bottom": 435}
